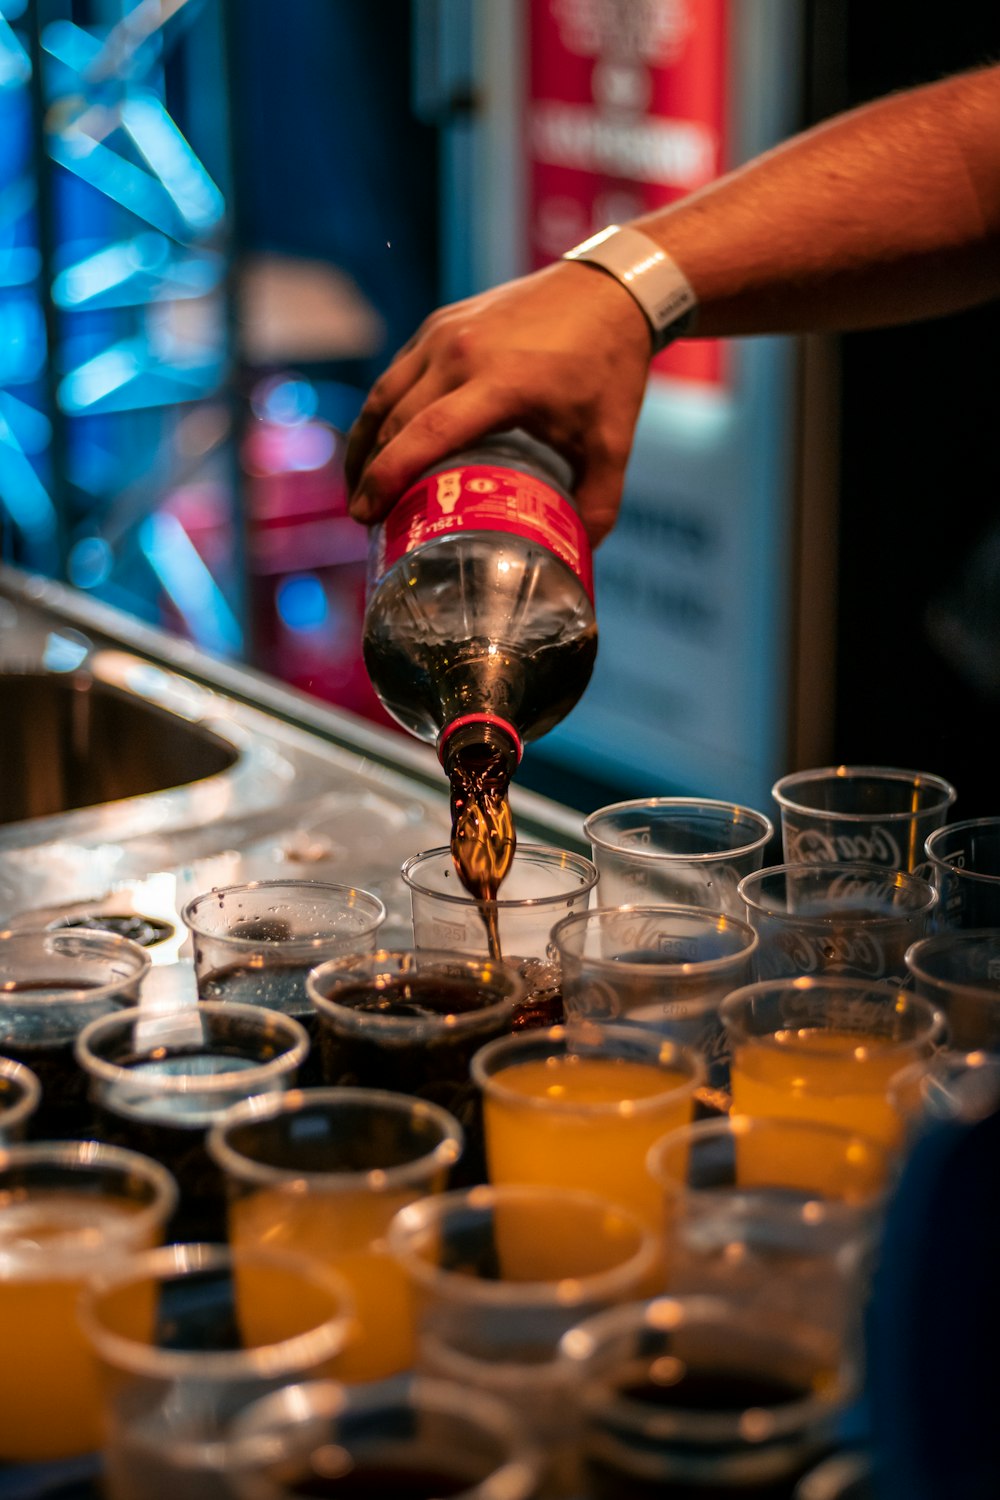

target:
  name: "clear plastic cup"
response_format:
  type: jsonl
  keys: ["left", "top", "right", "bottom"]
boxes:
{"left": 0, "top": 1141, "right": 177, "bottom": 1463}
{"left": 720, "top": 977, "right": 944, "bottom": 1150}
{"left": 472, "top": 1022, "right": 703, "bottom": 1228}
{"left": 76, "top": 1001, "right": 310, "bottom": 1242}
{"left": 228, "top": 1376, "right": 543, "bottom": 1500}
{"left": 737, "top": 862, "right": 938, "bottom": 983}
{"left": 558, "top": 1295, "right": 852, "bottom": 1499}
{"left": 208, "top": 1086, "right": 464, "bottom": 1383}
{"left": 78, "top": 1241, "right": 356, "bottom": 1500}
{"left": 388, "top": 1183, "right": 660, "bottom": 1492}
{"left": 182, "top": 878, "right": 386, "bottom": 1034}
{"left": 0, "top": 1055, "right": 41, "bottom": 1143}
{"left": 308, "top": 947, "right": 523, "bottom": 1186}
{"left": 550, "top": 904, "right": 757, "bottom": 1095}
{"left": 773, "top": 765, "right": 956, "bottom": 870}
{"left": 647, "top": 1114, "right": 888, "bottom": 1342}
{"left": 402, "top": 844, "right": 598, "bottom": 1027}
{"left": 905, "top": 928, "right": 1000, "bottom": 1051}
{"left": 584, "top": 798, "right": 773, "bottom": 917}
{"left": 889, "top": 1049, "right": 1000, "bottom": 1143}
{"left": 0, "top": 928, "right": 151, "bottom": 1136}
{"left": 924, "top": 817, "right": 1000, "bottom": 929}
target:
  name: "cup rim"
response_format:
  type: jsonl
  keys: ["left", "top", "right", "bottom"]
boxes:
{"left": 550, "top": 904, "right": 759, "bottom": 974}
{"left": 470, "top": 1023, "right": 705, "bottom": 1115}
{"left": 77, "top": 1241, "right": 357, "bottom": 1382}
{"left": 736, "top": 862, "right": 939, "bottom": 921}
{"left": 0, "top": 1139, "right": 178, "bottom": 1260}
{"left": 888, "top": 1048, "right": 1000, "bottom": 1126}
{"left": 925, "top": 817, "right": 1000, "bottom": 886}
{"left": 306, "top": 949, "right": 524, "bottom": 1038}
{"left": 583, "top": 798, "right": 774, "bottom": 864}
{"left": 206, "top": 1086, "right": 464, "bottom": 1191}
{"left": 645, "top": 1113, "right": 888, "bottom": 1209}
{"left": 387, "top": 1183, "right": 661, "bottom": 1306}
{"left": 772, "top": 765, "right": 957, "bottom": 820}
{"left": 401, "top": 845, "right": 599, "bottom": 909}
{"left": 0, "top": 927, "right": 152, "bottom": 1006}
{"left": 718, "top": 977, "right": 945, "bottom": 1054}
{"left": 794, "top": 1450, "right": 874, "bottom": 1500}
{"left": 74, "top": 1001, "right": 311, "bottom": 1095}
{"left": 557, "top": 1295, "right": 849, "bottom": 1443}
{"left": 180, "top": 880, "right": 387, "bottom": 946}
{"left": 0, "top": 1055, "right": 42, "bottom": 1133}
{"left": 229, "top": 1375, "right": 543, "bottom": 1500}
{"left": 905, "top": 928, "right": 1000, "bottom": 1001}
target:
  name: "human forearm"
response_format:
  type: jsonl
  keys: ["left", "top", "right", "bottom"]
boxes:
{"left": 632, "top": 64, "right": 1000, "bottom": 337}
{"left": 346, "top": 64, "right": 1000, "bottom": 542}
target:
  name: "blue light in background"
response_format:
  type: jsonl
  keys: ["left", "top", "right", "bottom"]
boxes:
{"left": 68, "top": 533, "right": 113, "bottom": 588}
{"left": 276, "top": 573, "right": 329, "bottom": 633}
{"left": 252, "top": 376, "right": 319, "bottom": 426}
{"left": 139, "top": 509, "right": 242, "bottom": 655}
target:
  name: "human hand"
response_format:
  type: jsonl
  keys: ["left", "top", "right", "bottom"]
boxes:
{"left": 345, "top": 259, "right": 653, "bottom": 547}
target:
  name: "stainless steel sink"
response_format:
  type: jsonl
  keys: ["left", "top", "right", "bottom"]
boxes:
{"left": 0, "top": 566, "right": 585, "bottom": 965}
{"left": 0, "top": 670, "right": 239, "bottom": 826}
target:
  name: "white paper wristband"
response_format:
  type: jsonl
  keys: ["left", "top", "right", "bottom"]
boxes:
{"left": 563, "top": 224, "right": 697, "bottom": 353}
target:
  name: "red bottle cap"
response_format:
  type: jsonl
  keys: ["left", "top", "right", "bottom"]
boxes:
{"left": 438, "top": 714, "right": 523, "bottom": 765}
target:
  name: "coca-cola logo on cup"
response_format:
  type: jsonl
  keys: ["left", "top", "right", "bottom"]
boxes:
{"left": 787, "top": 825, "right": 904, "bottom": 867}
{"left": 769, "top": 926, "right": 889, "bottom": 979}
{"left": 824, "top": 871, "right": 907, "bottom": 905}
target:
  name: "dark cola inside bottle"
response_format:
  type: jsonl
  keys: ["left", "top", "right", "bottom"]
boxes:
{"left": 362, "top": 431, "right": 598, "bottom": 941}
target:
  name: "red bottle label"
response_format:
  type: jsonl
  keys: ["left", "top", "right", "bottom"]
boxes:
{"left": 372, "top": 462, "right": 594, "bottom": 603}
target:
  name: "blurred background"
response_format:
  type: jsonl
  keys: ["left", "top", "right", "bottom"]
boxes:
{"left": 1, "top": 0, "right": 997, "bottom": 818}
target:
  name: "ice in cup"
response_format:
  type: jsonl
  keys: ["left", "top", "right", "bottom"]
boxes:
{"left": 471, "top": 1023, "right": 703, "bottom": 1227}
{"left": 208, "top": 1087, "right": 463, "bottom": 1383}
{"left": 0, "top": 1142, "right": 177, "bottom": 1462}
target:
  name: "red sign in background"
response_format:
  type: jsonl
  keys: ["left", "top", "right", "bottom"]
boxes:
{"left": 525, "top": 0, "right": 729, "bottom": 387}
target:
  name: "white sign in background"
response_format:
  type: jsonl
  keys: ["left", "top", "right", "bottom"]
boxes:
{"left": 539, "top": 334, "right": 799, "bottom": 814}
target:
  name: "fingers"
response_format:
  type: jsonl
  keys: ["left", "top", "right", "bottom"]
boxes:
{"left": 343, "top": 344, "right": 426, "bottom": 493}
{"left": 348, "top": 384, "right": 522, "bottom": 526}
{"left": 574, "top": 460, "right": 627, "bottom": 549}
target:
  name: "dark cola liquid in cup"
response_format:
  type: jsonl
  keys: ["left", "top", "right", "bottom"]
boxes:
{"left": 265, "top": 1462, "right": 481, "bottom": 1498}
{"left": 583, "top": 1365, "right": 829, "bottom": 1499}
{"left": 91, "top": 1045, "right": 260, "bottom": 1241}
{"left": 316, "top": 970, "right": 513, "bottom": 1187}
{"left": 1, "top": 980, "right": 103, "bottom": 1139}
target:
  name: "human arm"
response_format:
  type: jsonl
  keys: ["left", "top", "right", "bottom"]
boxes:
{"left": 347, "top": 63, "right": 1000, "bottom": 545}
